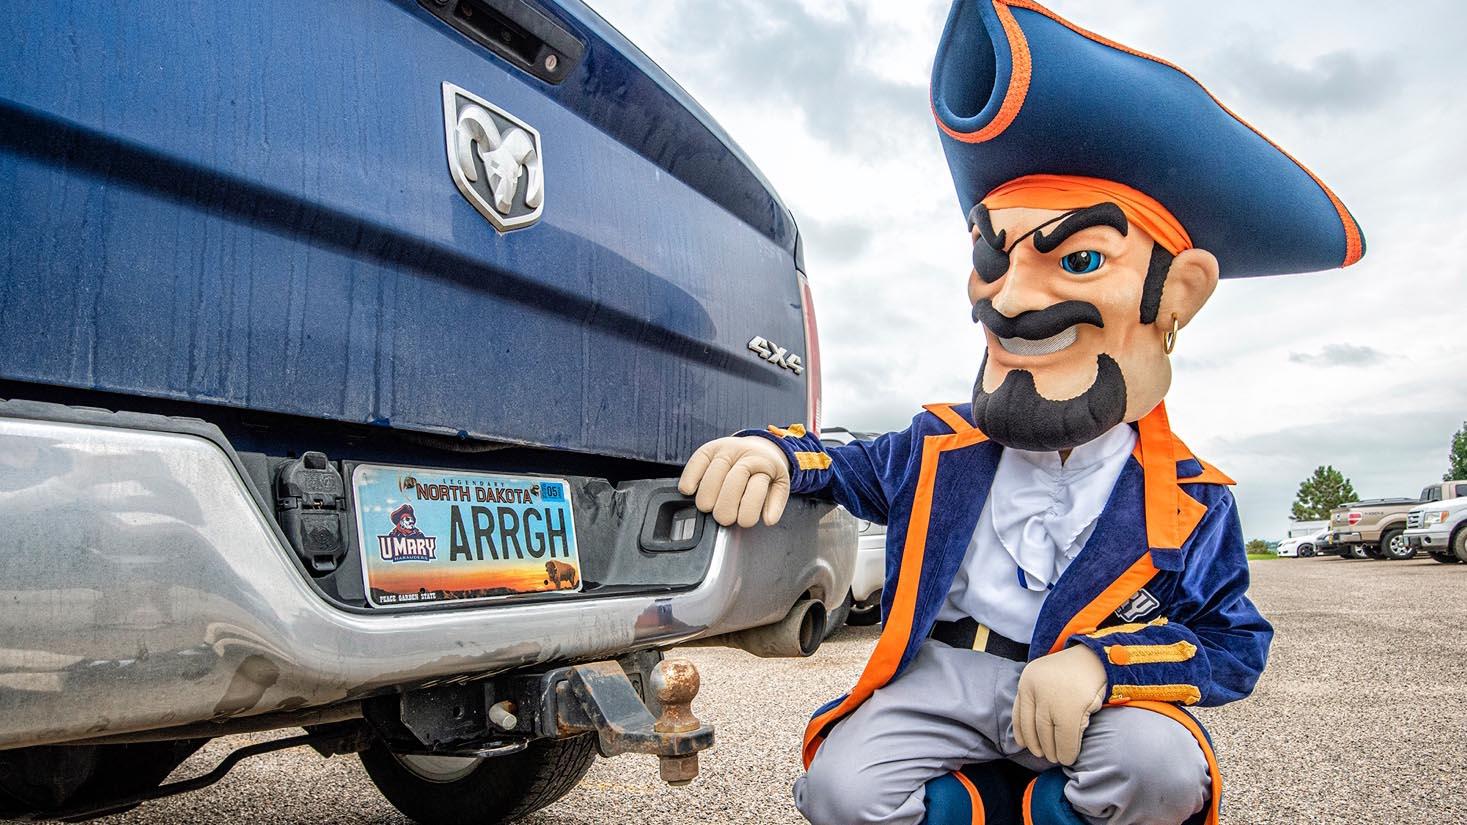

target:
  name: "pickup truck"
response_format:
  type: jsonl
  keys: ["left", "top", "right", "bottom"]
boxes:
{"left": 1404, "top": 496, "right": 1467, "bottom": 564}
{"left": 1330, "top": 480, "right": 1467, "bottom": 560}
{"left": 0, "top": 1, "right": 854, "bottom": 821}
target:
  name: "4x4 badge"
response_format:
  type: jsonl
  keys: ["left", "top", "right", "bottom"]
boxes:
{"left": 748, "top": 336, "right": 805, "bottom": 375}
{"left": 442, "top": 82, "right": 544, "bottom": 232}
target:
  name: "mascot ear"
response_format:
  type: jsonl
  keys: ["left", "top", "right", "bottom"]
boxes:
{"left": 1156, "top": 248, "right": 1220, "bottom": 332}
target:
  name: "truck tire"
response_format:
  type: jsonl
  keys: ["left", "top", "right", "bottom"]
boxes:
{"left": 1429, "top": 551, "right": 1460, "bottom": 564}
{"left": 1379, "top": 528, "right": 1413, "bottom": 560}
{"left": 824, "top": 593, "right": 853, "bottom": 639}
{"left": 0, "top": 739, "right": 205, "bottom": 818}
{"left": 846, "top": 599, "right": 881, "bottom": 627}
{"left": 1454, "top": 527, "right": 1467, "bottom": 564}
{"left": 361, "top": 735, "right": 597, "bottom": 825}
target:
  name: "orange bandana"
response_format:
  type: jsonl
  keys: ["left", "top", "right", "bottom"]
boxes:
{"left": 982, "top": 174, "right": 1192, "bottom": 256}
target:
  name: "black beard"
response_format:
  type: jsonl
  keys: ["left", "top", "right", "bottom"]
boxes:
{"left": 970, "top": 353, "right": 1128, "bottom": 451}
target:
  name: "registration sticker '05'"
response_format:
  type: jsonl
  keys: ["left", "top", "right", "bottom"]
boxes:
{"left": 351, "top": 464, "right": 581, "bottom": 609}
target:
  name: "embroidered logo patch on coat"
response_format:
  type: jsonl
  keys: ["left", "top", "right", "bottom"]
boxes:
{"left": 1115, "top": 588, "right": 1161, "bottom": 622}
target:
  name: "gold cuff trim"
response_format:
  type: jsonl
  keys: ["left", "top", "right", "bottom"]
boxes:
{"left": 794, "top": 451, "right": 833, "bottom": 471}
{"left": 767, "top": 423, "right": 808, "bottom": 438}
{"left": 1106, "top": 641, "right": 1197, "bottom": 666}
{"left": 1109, "top": 684, "right": 1202, "bottom": 706}
{"left": 1087, "top": 617, "right": 1168, "bottom": 639}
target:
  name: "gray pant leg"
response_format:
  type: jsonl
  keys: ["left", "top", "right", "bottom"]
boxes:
{"left": 794, "top": 640, "right": 1030, "bottom": 825}
{"left": 1064, "top": 705, "right": 1211, "bottom": 825}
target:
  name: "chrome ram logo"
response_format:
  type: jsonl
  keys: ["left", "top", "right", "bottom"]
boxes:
{"left": 442, "top": 82, "right": 544, "bottom": 232}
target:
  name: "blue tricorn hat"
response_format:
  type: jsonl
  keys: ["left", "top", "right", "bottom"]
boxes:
{"left": 931, "top": 0, "right": 1365, "bottom": 278}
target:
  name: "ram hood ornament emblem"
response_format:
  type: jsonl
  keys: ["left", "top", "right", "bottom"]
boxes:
{"left": 442, "top": 81, "right": 544, "bottom": 232}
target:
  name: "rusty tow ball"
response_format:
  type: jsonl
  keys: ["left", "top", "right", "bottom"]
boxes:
{"left": 557, "top": 658, "right": 713, "bottom": 787}
{"left": 650, "top": 659, "right": 702, "bottom": 785}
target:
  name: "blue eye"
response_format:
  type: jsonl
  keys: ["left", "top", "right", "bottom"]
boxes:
{"left": 1060, "top": 250, "right": 1104, "bottom": 274}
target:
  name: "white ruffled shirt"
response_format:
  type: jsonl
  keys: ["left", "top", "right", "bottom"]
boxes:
{"left": 937, "top": 422, "right": 1138, "bottom": 642}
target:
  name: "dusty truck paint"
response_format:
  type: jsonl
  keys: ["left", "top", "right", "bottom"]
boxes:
{"left": 0, "top": 3, "right": 852, "bottom": 818}
{"left": 0, "top": 0, "right": 809, "bottom": 463}
{"left": 0, "top": 406, "right": 851, "bottom": 748}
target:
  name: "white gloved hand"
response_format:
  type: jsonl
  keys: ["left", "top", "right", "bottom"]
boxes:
{"left": 677, "top": 436, "right": 792, "bottom": 528}
{"left": 1012, "top": 644, "right": 1108, "bottom": 766}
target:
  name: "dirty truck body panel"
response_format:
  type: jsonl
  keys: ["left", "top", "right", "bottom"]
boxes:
{"left": 0, "top": 0, "right": 851, "bottom": 757}
{"left": 0, "top": 401, "right": 850, "bottom": 749}
{"left": 0, "top": 0, "right": 805, "bottom": 464}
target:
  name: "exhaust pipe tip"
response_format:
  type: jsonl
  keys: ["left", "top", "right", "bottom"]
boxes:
{"left": 792, "top": 598, "right": 827, "bottom": 657}
{"left": 690, "top": 598, "right": 828, "bottom": 658}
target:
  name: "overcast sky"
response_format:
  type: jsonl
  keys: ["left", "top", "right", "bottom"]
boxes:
{"left": 590, "top": 0, "right": 1467, "bottom": 541}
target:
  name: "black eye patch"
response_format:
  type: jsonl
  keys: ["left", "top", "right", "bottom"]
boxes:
{"left": 966, "top": 202, "right": 1130, "bottom": 284}
{"left": 968, "top": 204, "right": 1009, "bottom": 284}
{"left": 972, "top": 242, "right": 1010, "bottom": 284}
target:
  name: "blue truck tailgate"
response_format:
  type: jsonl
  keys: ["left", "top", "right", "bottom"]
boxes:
{"left": 0, "top": 0, "right": 811, "bottom": 465}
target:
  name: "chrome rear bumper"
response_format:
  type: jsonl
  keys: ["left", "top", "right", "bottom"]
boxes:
{"left": 0, "top": 403, "right": 853, "bottom": 748}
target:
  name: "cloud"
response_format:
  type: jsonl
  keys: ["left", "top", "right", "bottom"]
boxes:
{"left": 800, "top": 215, "right": 874, "bottom": 263}
{"left": 646, "top": 0, "right": 933, "bottom": 152}
{"left": 1213, "top": 48, "right": 1400, "bottom": 114}
{"left": 1287, "top": 344, "right": 1389, "bottom": 367}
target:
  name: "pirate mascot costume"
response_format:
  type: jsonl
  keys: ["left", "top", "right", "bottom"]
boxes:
{"left": 679, "top": 1, "right": 1364, "bottom": 822}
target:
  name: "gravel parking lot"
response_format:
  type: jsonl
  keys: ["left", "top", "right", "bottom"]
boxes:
{"left": 103, "top": 556, "right": 1467, "bottom": 825}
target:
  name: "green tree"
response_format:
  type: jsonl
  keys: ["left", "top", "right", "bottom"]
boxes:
{"left": 1290, "top": 465, "right": 1359, "bottom": 521}
{"left": 1446, "top": 421, "right": 1467, "bottom": 481}
{"left": 1245, "top": 538, "right": 1272, "bottom": 555}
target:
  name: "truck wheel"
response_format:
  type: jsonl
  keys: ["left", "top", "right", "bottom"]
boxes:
{"left": 1429, "top": 551, "right": 1460, "bottom": 564}
{"left": 0, "top": 739, "right": 205, "bottom": 818}
{"left": 846, "top": 599, "right": 881, "bottom": 627}
{"left": 1379, "top": 528, "right": 1413, "bottom": 560}
{"left": 1454, "top": 528, "right": 1467, "bottom": 563}
{"left": 824, "top": 593, "right": 853, "bottom": 639}
{"left": 361, "top": 735, "right": 597, "bottom": 825}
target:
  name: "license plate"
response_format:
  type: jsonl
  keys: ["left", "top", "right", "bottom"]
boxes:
{"left": 351, "top": 463, "right": 581, "bottom": 609}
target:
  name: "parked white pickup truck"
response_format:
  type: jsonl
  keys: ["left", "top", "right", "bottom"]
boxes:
{"left": 1404, "top": 496, "right": 1467, "bottom": 564}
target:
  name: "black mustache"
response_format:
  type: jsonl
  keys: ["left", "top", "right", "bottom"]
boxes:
{"left": 971, "top": 299, "right": 1104, "bottom": 340}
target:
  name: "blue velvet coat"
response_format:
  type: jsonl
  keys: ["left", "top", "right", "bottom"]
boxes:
{"left": 742, "top": 402, "right": 1271, "bottom": 824}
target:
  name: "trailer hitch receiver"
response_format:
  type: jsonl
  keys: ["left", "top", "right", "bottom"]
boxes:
{"left": 557, "top": 658, "right": 713, "bottom": 786}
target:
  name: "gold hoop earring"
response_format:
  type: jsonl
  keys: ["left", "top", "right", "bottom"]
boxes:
{"left": 1163, "top": 314, "right": 1179, "bottom": 355}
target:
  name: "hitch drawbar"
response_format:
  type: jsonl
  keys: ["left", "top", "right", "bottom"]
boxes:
{"left": 556, "top": 659, "right": 713, "bottom": 785}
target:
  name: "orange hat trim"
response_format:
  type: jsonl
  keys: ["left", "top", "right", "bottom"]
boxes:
{"left": 982, "top": 174, "right": 1192, "bottom": 256}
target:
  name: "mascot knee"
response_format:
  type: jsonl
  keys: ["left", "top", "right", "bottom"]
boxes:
{"left": 1096, "top": 712, "right": 1211, "bottom": 823}
{"left": 1102, "top": 750, "right": 1210, "bottom": 825}
{"left": 796, "top": 758, "right": 899, "bottom": 825}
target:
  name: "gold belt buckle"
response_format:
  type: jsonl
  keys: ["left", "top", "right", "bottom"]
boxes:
{"left": 972, "top": 623, "right": 991, "bottom": 653}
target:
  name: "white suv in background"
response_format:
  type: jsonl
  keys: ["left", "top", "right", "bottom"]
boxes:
{"left": 821, "top": 427, "right": 886, "bottom": 626}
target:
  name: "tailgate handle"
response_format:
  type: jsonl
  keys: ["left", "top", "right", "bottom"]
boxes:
{"left": 421, "top": 0, "right": 585, "bottom": 84}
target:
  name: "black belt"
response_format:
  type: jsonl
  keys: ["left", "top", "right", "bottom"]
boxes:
{"left": 931, "top": 618, "right": 1030, "bottom": 663}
